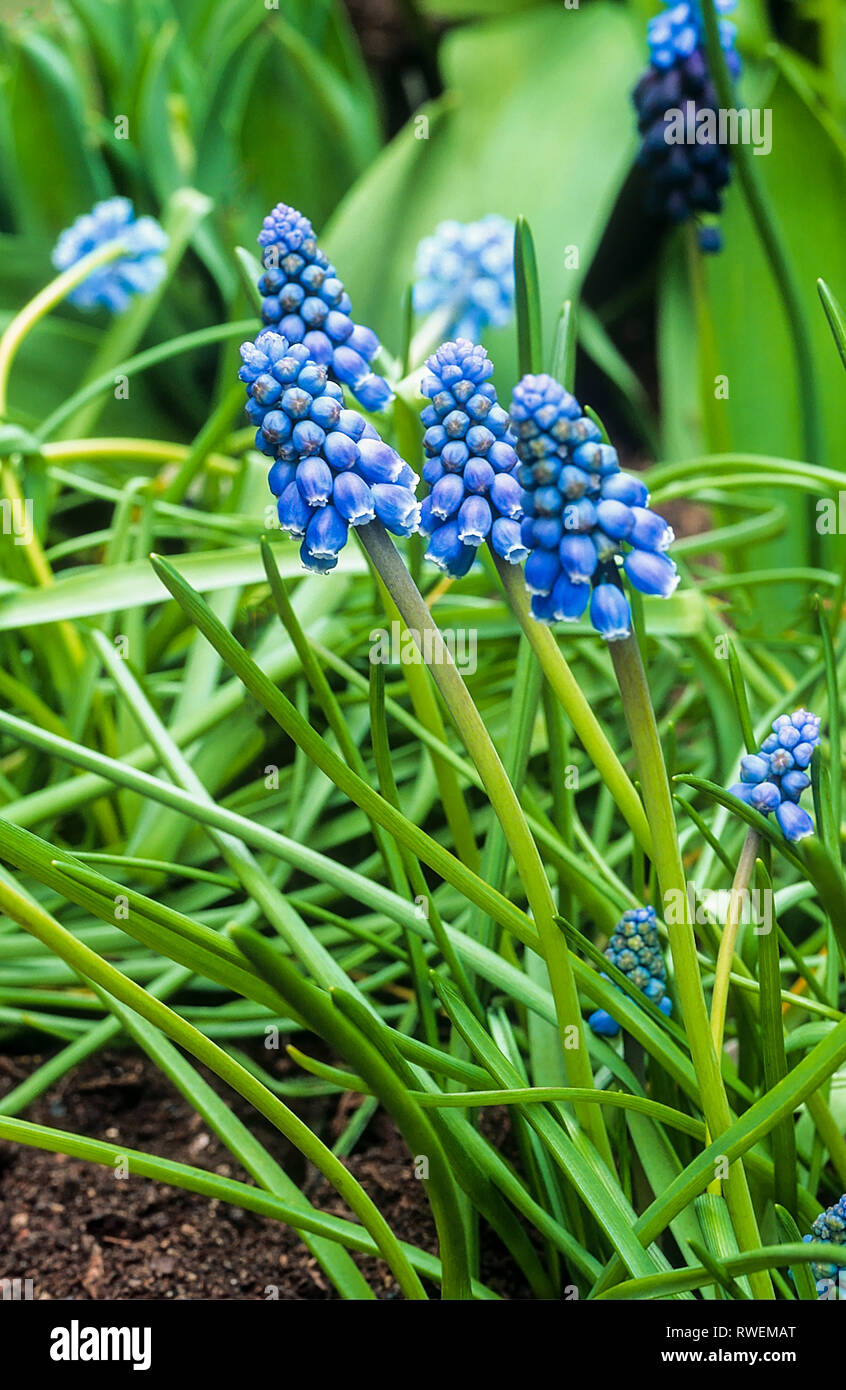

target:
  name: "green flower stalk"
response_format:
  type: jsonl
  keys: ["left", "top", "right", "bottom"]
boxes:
{"left": 609, "top": 631, "right": 772, "bottom": 1298}
{"left": 356, "top": 520, "right": 614, "bottom": 1168}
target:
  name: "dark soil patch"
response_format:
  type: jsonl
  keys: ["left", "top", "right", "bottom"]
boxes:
{"left": 0, "top": 1049, "right": 526, "bottom": 1301}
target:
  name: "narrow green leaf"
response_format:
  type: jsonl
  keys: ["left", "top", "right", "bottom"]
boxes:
{"left": 775, "top": 1205, "right": 818, "bottom": 1300}
{"left": 514, "top": 215, "right": 542, "bottom": 376}
{"left": 727, "top": 640, "right": 757, "bottom": 753}
{"left": 756, "top": 859, "right": 798, "bottom": 1215}
{"left": 817, "top": 277, "right": 846, "bottom": 372}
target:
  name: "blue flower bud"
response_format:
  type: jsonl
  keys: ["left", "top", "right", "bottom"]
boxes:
{"left": 305, "top": 505, "right": 348, "bottom": 560}
{"left": 780, "top": 769, "right": 811, "bottom": 801}
{"left": 525, "top": 547, "right": 561, "bottom": 597}
{"left": 623, "top": 548, "right": 679, "bottom": 597}
{"left": 457, "top": 495, "right": 492, "bottom": 546}
{"left": 299, "top": 538, "right": 338, "bottom": 574}
{"left": 489, "top": 472, "right": 522, "bottom": 518}
{"left": 769, "top": 746, "right": 795, "bottom": 775}
{"left": 268, "top": 460, "right": 296, "bottom": 497}
{"left": 262, "top": 411, "right": 293, "bottom": 446}
{"left": 595, "top": 498, "right": 634, "bottom": 540}
{"left": 333, "top": 345, "right": 371, "bottom": 390}
{"left": 309, "top": 395, "right": 342, "bottom": 431}
{"left": 563, "top": 499, "right": 597, "bottom": 533}
{"left": 552, "top": 573, "right": 590, "bottom": 622}
{"left": 430, "top": 474, "right": 465, "bottom": 520}
{"left": 372, "top": 483, "right": 420, "bottom": 537}
{"left": 739, "top": 754, "right": 770, "bottom": 784}
{"left": 588, "top": 1009, "right": 621, "bottom": 1038}
{"left": 427, "top": 519, "right": 471, "bottom": 576}
{"left": 792, "top": 742, "right": 815, "bottom": 770}
{"left": 321, "top": 431, "right": 359, "bottom": 472}
{"left": 490, "top": 518, "right": 529, "bottom": 564}
{"left": 356, "top": 437, "right": 405, "bottom": 485}
{"left": 748, "top": 782, "right": 781, "bottom": 813}
{"left": 589, "top": 583, "right": 632, "bottom": 642}
{"left": 775, "top": 801, "right": 814, "bottom": 842}
{"left": 332, "top": 472, "right": 375, "bottom": 525}
{"left": 464, "top": 458, "right": 496, "bottom": 494}
{"left": 559, "top": 534, "right": 598, "bottom": 584}
{"left": 277, "top": 481, "right": 312, "bottom": 538}
{"left": 601, "top": 472, "right": 650, "bottom": 507}
{"left": 628, "top": 506, "right": 674, "bottom": 551}
{"left": 354, "top": 373, "right": 395, "bottom": 413}
{"left": 296, "top": 457, "right": 333, "bottom": 507}
{"left": 292, "top": 420, "right": 325, "bottom": 456}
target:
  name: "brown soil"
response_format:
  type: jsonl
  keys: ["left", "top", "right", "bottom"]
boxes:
{"left": 0, "top": 1049, "right": 525, "bottom": 1301}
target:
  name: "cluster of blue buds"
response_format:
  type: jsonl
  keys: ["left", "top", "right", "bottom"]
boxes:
{"left": 803, "top": 1195, "right": 846, "bottom": 1299}
{"left": 240, "top": 329, "right": 419, "bottom": 573}
{"left": 413, "top": 216, "right": 515, "bottom": 342}
{"left": 418, "top": 339, "right": 526, "bottom": 578}
{"left": 633, "top": 1, "right": 741, "bottom": 253}
{"left": 648, "top": 0, "right": 739, "bottom": 72}
{"left": 52, "top": 197, "right": 168, "bottom": 313}
{"left": 728, "top": 709, "right": 820, "bottom": 842}
{"left": 509, "top": 374, "right": 678, "bottom": 640}
{"left": 589, "top": 907, "right": 671, "bottom": 1039}
{"left": 257, "top": 203, "right": 393, "bottom": 413}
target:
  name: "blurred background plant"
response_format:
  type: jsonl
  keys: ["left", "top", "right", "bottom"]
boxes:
{"left": 0, "top": 0, "right": 845, "bottom": 1303}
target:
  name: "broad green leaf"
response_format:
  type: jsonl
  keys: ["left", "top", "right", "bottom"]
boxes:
{"left": 0, "top": 28, "right": 110, "bottom": 232}
{"left": 0, "top": 541, "right": 366, "bottom": 628}
{"left": 324, "top": 3, "right": 641, "bottom": 385}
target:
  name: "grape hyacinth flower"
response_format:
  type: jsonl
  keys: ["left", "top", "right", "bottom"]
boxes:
{"left": 51, "top": 197, "right": 168, "bottom": 313}
{"left": 240, "top": 329, "right": 419, "bottom": 574}
{"left": 510, "top": 373, "right": 678, "bottom": 640}
{"left": 633, "top": 1, "right": 741, "bottom": 252}
{"left": 418, "top": 339, "right": 526, "bottom": 578}
{"left": 413, "top": 216, "right": 515, "bottom": 342}
{"left": 728, "top": 709, "right": 821, "bottom": 842}
{"left": 257, "top": 203, "right": 393, "bottom": 413}
{"left": 803, "top": 1195, "right": 846, "bottom": 1300}
{"left": 588, "top": 906, "right": 672, "bottom": 1039}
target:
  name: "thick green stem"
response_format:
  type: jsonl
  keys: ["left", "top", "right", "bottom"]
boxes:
{"left": 609, "top": 634, "right": 772, "bottom": 1298}
{"left": 358, "top": 522, "right": 614, "bottom": 1168}
{"left": 493, "top": 553, "right": 653, "bottom": 857}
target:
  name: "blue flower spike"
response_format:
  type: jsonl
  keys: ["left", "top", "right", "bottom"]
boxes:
{"left": 588, "top": 906, "right": 672, "bottom": 1039}
{"left": 257, "top": 203, "right": 394, "bottom": 413}
{"left": 510, "top": 373, "right": 678, "bottom": 640}
{"left": 633, "top": 1, "right": 741, "bottom": 252}
{"left": 419, "top": 339, "right": 527, "bottom": 578}
{"left": 51, "top": 197, "right": 168, "bottom": 314}
{"left": 413, "top": 216, "right": 515, "bottom": 342}
{"left": 803, "top": 1195, "right": 846, "bottom": 1300}
{"left": 728, "top": 708, "right": 821, "bottom": 842}
{"left": 240, "top": 329, "right": 419, "bottom": 574}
